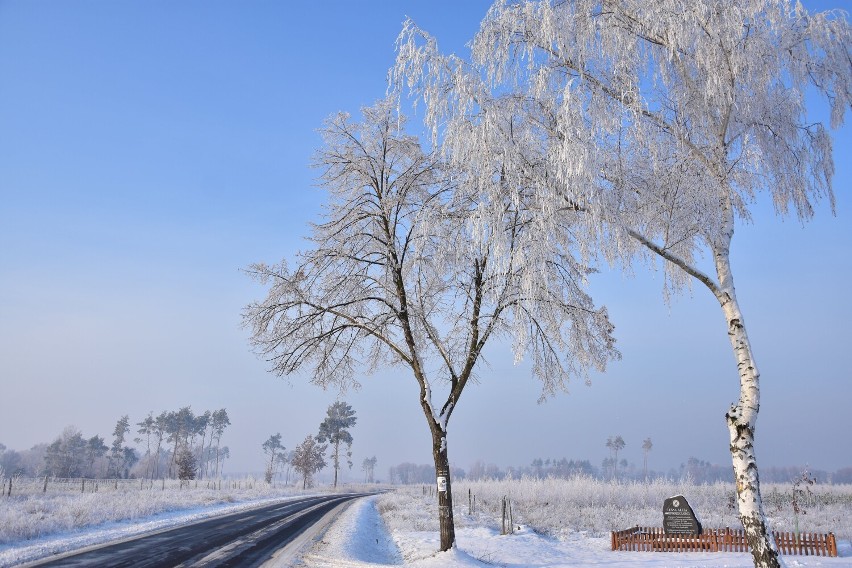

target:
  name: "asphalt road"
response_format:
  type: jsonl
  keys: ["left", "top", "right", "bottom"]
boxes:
{"left": 25, "top": 493, "right": 367, "bottom": 568}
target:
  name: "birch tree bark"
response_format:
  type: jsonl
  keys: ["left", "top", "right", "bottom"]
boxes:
{"left": 393, "top": 2, "right": 850, "bottom": 564}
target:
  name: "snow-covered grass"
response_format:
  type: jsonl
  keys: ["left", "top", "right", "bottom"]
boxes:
{"left": 302, "top": 482, "right": 852, "bottom": 567}
{"left": 0, "top": 477, "right": 382, "bottom": 567}
{"left": 377, "top": 477, "right": 852, "bottom": 542}
{"left": 451, "top": 476, "right": 852, "bottom": 542}
{"left": 0, "top": 478, "right": 301, "bottom": 544}
{"left": 354, "top": 477, "right": 852, "bottom": 566}
{"left": 3, "top": 476, "right": 851, "bottom": 567}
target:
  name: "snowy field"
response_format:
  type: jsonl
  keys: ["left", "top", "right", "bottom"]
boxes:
{"left": 1, "top": 477, "right": 851, "bottom": 567}
{"left": 305, "top": 494, "right": 852, "bottom": 567}
{"left": 0, "top": 480, "right": 327, "bottom": 567}
{"left": 306, "top": 479, "right": 852, "bottom": 567}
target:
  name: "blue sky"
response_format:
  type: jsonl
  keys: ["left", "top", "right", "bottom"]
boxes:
{"left": 1, "top": 1, "right": 850, "bottom": 479}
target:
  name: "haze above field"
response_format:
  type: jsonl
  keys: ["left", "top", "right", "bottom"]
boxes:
{"left": 1, "top": 0, "right": 850, "bottom": 477}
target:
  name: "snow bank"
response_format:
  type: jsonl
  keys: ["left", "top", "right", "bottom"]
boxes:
{"left": 302, "top": 495, "right": 402, "bottom": 566}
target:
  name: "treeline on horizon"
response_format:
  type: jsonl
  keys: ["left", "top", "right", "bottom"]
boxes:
{"left": 388, "top": 458, "right": 852, "bottom": 485}
{"left": 0, "top": 407, "right": 231, "bottom": 481}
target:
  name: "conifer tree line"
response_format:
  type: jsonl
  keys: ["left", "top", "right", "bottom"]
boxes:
{"left": 0, "top": 407, "right": 230, "bottom": 480}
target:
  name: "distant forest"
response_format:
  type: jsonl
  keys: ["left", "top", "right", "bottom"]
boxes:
{"left": 6, "top": 417, "right": 851, "bottom": 486}
{"left": 0, "top": 407, "right": 230, "bottom": 481}
{"left": 388, "top": 458, "right": 852, "bottom": 485}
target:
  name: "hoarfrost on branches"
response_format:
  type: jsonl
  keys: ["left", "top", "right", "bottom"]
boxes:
{"left": 243, "top": 97, "right": 619, "bottom": 550}
{"left": 393, "top": 1, "right": 850, "bottom": 565}
{"left": 244, "top": 98, "right": 617, "bottom": 408}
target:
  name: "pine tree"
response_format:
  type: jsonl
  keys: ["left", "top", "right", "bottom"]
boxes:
{"left": 108, "top": 415, "right": 130, "bottom": 478}
{"left": 316, "top": 402, "right": 356, "bottom": 487}
{"left": 176, "top": 446, "right": 197, "bottom": 483}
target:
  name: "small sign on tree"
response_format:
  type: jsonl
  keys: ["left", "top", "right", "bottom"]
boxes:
{"left": 437, "top": 476, "right": 447, "bottom": 493}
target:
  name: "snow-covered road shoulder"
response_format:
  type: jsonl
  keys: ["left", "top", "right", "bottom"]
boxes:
{"left": 301, "top": 495, "right": 402, "bottom": 567}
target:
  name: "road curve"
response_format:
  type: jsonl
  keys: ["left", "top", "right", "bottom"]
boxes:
{"left": 25, "top": 493, "right": 367, "bottom": 568}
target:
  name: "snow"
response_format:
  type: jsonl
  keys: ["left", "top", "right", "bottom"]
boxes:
{"left": 302, "top": 496, "right": 852, "bottom": 567}
{"left": 0, "top": 495, "right": 303, "bottom": 568}
{"left": 2, "top": 483, "right": 850, "bottom": 567}
{"left": 301, "top": 495, "right": 402, "bottom": 566}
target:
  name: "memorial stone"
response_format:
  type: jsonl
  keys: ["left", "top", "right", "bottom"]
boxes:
{"left": 663, "top": 495, "right": 702, "bottom": 535}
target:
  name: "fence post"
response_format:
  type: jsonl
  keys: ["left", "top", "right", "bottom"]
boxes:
{"left": 468, "top": 489, "right": 471, "bottom": 515}
{"left": 7, "top": 477, "right": 11, "bottom": 496}
{"left": 81, "top": 478, "right": 85, "bottom": 493}
{"left": 44, "top": 476, "right": 48, "bottom": 493}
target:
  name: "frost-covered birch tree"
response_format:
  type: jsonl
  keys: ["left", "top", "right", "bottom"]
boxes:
{"left": 243, "top": 99, "right": 618, "bottom": 551}
{"left": 394, "top": 1, "right": 850, "bottom": 565}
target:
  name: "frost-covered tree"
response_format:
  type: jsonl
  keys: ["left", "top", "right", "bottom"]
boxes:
{"left": 362, "top": 456, "right": 378, "bottom": 483}
{"left": 164, "top": 406, "right": 197, "bottom": 479}
{"left": 84, "top": 435, "right": 108, "bottom": 478}
{"left": 136, "top": 413, "right": 155, "bottom": 480}
{"left": 218, "top": 446, "right": 230, "bottom": 476}
{"left": 244, "top": 99, "right": 618, "bottom": 550}
{"left": 606, "top": 435, "right": 626, "bottom": 480}
{"left": 395, "top": 1, "right": 850, "bottom": 564}
{"left": 194, "top": 410, "right": 211, "bottom": 480}
{"left": 282, "top": 450, "right": 296, "bottom": 485}
{"left": 152, "top": 411, "right": 168, "bottom": 480}
{"left": 291, "top": 435, "right": 327, "bottom": 489}
{"left": 44, "top": 426, "right": 87, "bottom": 478}
{"left": 176, "top": 446, "right": 197, "bottom": 483}
{"left": 316, "top": 401, "right": 357, "bottom": 487}
{"left": 210, "top": 408, "right": 230, "bottom": 478}
{"left": 642, "top": 437, "right": 653, "bottom": 482}
{"left": 262, "top": 433, "right": 285, "bottom": 484}
{"left": 108, "top": 415, "right": 131, "bottom": 478}
{"left": 1, "top": 448, "right": 22, "bottom": 478}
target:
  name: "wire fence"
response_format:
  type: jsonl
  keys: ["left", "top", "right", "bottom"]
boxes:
{"left": 0, "top": 475, "right": 264, "bottom": 497}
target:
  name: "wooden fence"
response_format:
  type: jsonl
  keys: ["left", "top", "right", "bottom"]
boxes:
{"left": 611, "top": 526, "right": 837, "bottom": 557}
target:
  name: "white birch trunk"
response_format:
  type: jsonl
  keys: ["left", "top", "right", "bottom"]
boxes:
{"left": 631, "top": 208, "right": 784, "bottom": 568}
{"left": 712, "top": 214, "right": 782, "bottom": 568}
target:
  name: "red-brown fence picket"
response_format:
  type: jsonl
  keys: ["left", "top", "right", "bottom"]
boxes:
{"left": 611, "top": 526, "right": 837, "bottom": 557}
